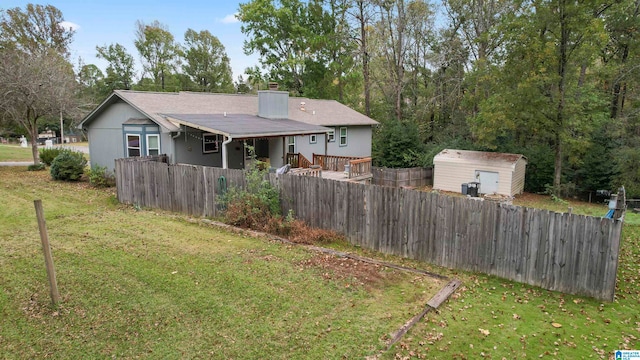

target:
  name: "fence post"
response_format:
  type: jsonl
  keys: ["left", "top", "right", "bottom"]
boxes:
{"left": 34, "top": 200, "right": 61, "bottom": 305}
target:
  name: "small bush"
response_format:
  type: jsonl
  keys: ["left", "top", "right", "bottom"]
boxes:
{"left": 50, "top": 151, "right": 87, "bottom": 181}
{"left": 27, "top": 163, "right": 46, "bottom": 171}
{"left": 87, "top": 165, "right": 115, "bottom": 187}
{"left": 40, "top": 148, "right": 69, "bottom": 166}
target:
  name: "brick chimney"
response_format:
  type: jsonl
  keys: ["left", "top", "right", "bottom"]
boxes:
{"left": 258, "top": 90, "right": 289, "bottom": 119}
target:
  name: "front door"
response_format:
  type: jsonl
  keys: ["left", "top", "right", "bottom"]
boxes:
{"left": 475, "top": 170, "right": 499, "bottom": 194}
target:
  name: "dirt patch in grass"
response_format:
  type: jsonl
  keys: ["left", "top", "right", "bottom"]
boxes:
{"left": 297, "top": 253, "right": 401, "bottom": 290}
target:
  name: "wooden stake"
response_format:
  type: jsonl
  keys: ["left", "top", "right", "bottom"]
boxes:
{"left": 34, "top": 200, "right": 61, "bottom": 305}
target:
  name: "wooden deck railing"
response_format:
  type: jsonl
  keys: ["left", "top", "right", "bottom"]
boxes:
{"left": 286, "top": 153, "right": 313, "bottom": 168}
{"left": 291, "top": 165, "right": 322, "bottom": 177}
{"left": 348, "top": 157, "right": 372, "bottom": 180}
{"left": 312, "top": 153, "right": 361, "bottom": 171}
{"left": 286, "top": 153, "right": 299, "bottom": 168}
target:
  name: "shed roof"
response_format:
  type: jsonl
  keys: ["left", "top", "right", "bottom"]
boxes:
{"left": 434, "top": 149, "right": 527, "bottom": 166}
{"left": 79, "top": 90, "right": 378, "bottom": 133}
{"left": 162, "top": 113, "right": 330, "bottom": 138}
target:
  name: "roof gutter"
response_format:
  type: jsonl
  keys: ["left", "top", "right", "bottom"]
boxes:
{"left": 221, "top": 135, "right": 233, "bottom": 169}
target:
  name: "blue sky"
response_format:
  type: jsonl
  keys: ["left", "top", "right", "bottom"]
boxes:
{"left": 2, "top": 1, "right": 260, "bottom": 81}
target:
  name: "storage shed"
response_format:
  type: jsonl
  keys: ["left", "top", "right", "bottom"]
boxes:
{"left": 433, "top": 149, "right": 527, "bottom": 196}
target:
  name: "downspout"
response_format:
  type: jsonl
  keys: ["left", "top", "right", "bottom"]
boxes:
{"left": 221, "top": 135, "right": 233, "bottom": 169}
{"left": 171, "top": 125, "right": 183, "bottom": 164}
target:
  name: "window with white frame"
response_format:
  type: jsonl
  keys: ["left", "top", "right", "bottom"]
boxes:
{"left": 126, "top": 134, "right": 141, "bottom": 157}
{"left": 203, "top": 133, "right": 219, "bottom": 153}
{"left": 146, "top": 134, "right": 160, "bottom": 156}
{"left": 309, "top": 134, "right": 317, "bottom": 144}
{"left": 339, "top": 127, "right": 347, "bottom": 146}
{"left": 287, "top": 136, "right": 296, "bottom": 154}
{"left": 327, "top": 129, "right": 335, "bottom": 142}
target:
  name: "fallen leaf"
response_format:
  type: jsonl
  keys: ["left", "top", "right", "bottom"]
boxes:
{"left": 479, "top": 328, "right": 490, "bottom": 336}
{"left": 551, "top": 322, "right": 562, "bottom": 328}
{"left": 513, "top": 313, "right": 521, "bottom": 320}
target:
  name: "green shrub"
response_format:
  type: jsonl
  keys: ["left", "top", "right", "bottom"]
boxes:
{"left": 50, "top": 151, "right": 87, "bottom": 181}
{"left": 221, "top": 158, "right": 281, "bottom": 229}
{"left": 40, "top": 148, "right": 69, "bottom": 166}
{"left": 87, "top": 165, "right": 115, "bottom": 187}
{"left": 27, "top": 163, "right": 46, "bottom": 171}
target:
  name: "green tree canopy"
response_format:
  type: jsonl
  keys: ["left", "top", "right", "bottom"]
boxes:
{"left": 182, "top": 29, "right": 234, "bottom": 93}
{"left": 0, "top": 3, "right": 74, "bottom": 56}
{"left": 134, "top": 20, "right": 181, "bottom": 91}
{"left": 96, "top": 43, "right": 136, "bottom": 92}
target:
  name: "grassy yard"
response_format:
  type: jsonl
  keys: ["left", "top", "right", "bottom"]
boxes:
{"left": 0, "top": 144, "right": 33, "bottom": 161}
{"left": 1, "top": 160, "right": 638, "bottom": 359}
{"left": 0, "top": 167, "right": 445, "bottom": 359}
{"left": 382, "top": 220, "right": 640, "bottom": 358}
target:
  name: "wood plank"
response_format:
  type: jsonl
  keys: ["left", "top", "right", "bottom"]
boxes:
{"left": 427, "top": 279, "right": 462, "bottom": 308}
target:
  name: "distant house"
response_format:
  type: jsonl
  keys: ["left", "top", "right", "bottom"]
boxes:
{"left": 78, "top": 90, "right": 378, "bottom": 171}
{"left": 433, "top": 149, "right": 527, "bottom": 196}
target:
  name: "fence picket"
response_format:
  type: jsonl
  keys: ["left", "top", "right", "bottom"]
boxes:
{"left": 114, "top": 158, "right": 623, "bottom": 301}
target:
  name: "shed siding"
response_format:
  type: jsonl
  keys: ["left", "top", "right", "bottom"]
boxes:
{"left": 511, "top": 158, "right": 527, "bottom": 195}
{"left": 433, "top": 151, "right": 527, "bottom": 196}
{"left": 433, "top": 160, "right": 515, "bottom": 195}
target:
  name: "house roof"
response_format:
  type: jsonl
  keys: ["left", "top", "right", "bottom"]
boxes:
{"left": 79, "top": 90, "right": 378, "bottom": 133}
{"left": 162, "top": 113, "right": 330, "bottom": 138}
{"left": 434, "top": 149, "right": 527, "bottom": 165}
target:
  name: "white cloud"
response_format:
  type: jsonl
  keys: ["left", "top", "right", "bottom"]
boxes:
{"left": 59, "top": 21, "right": 80, "bottom": 32}
{"left": 220, "top": 13, "right": 239, "bottom": 24}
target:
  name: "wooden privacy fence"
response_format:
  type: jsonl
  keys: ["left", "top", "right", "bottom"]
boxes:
{"left": 115, "top": 159, "right": 623, "bottom": 301}
{"left": 115, "top": 159, "right": 245, "bottom": 218}
{"left": 372, "top": 167, "right": 433, "bottom": 188}
{"left": 277, "top": 176, "right": 622, "bottom": 301}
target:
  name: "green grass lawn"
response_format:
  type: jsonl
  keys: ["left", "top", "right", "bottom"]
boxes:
{"left": 0, "top": 144, "right": 34, "bottom": 161}
{"left": 383, "top": 211, "right": 640, "bottom": 358}
{"left": 0, "top": 167, "right": 445, "bottom": 359}
{"left": 1, "top": 167, "right": 638, "bottom": 359}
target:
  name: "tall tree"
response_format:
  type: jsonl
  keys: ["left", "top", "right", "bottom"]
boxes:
{"left": 182, "top": 29, "right": 233, "bottom": 92}
{"left": 96, "top": 43, "right": 136, "bottom": 92}
{"left": 77, "top": 62, "right": 107, "bottom": 102}
{"left": 0, "top": 49, "right": 78, "bottom": 164}
{"left": 0, "top": 4, "right": 78, "bottom": 164}
{"left": 350, "top": 0, "right": 374, "bottom": 115}
{"left": 238, "top": 0, "right": 311, "bottom": 95}
{"left": 472, "top": 0, "right": 609, "bottom": 190}
{"left": 0, "top": 4, "right": 74, "bottom": 57}
{"left": 134, "top": 20, "right": 181, "bottom": 91}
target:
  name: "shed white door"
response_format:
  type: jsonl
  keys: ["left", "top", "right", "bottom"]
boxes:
{"left": 475, "top": 170, "right": 499, "bottom": 194}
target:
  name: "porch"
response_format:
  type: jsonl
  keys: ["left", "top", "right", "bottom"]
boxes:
{"left": 286, "top": 153, "right": 373, "bottom": 182}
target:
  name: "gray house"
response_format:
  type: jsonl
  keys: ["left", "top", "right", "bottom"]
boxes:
{"left": 78, "top": 90, "right": 378, "bottom": 171}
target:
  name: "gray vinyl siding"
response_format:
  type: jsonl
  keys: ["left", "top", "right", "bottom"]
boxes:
{"left": 172, "top": 130, "right": 222, "bottom": 167}
{"left": 292, "top": 125, "right": 373, "bottom": 161}
{"left": 86, "top": 102, "right": 147, "bottom": 171}
{"left": 325, "top": 125, "right": 372, "bottom": 157}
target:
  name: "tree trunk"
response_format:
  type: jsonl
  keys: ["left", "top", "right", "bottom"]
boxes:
{"left": 357, "top": 1, "right": 371, "bottom": 116}
{"left": 553, "top": 132, "right": 562, "bottom": 189}
{"left": 553, "top": 0, "right": 569, "bottom": 190}
{"left": 610, "top": 43, "right": 629, "bottom": 119}
{"left": 28, "top": 114, "right": 40, "bottom": 165}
